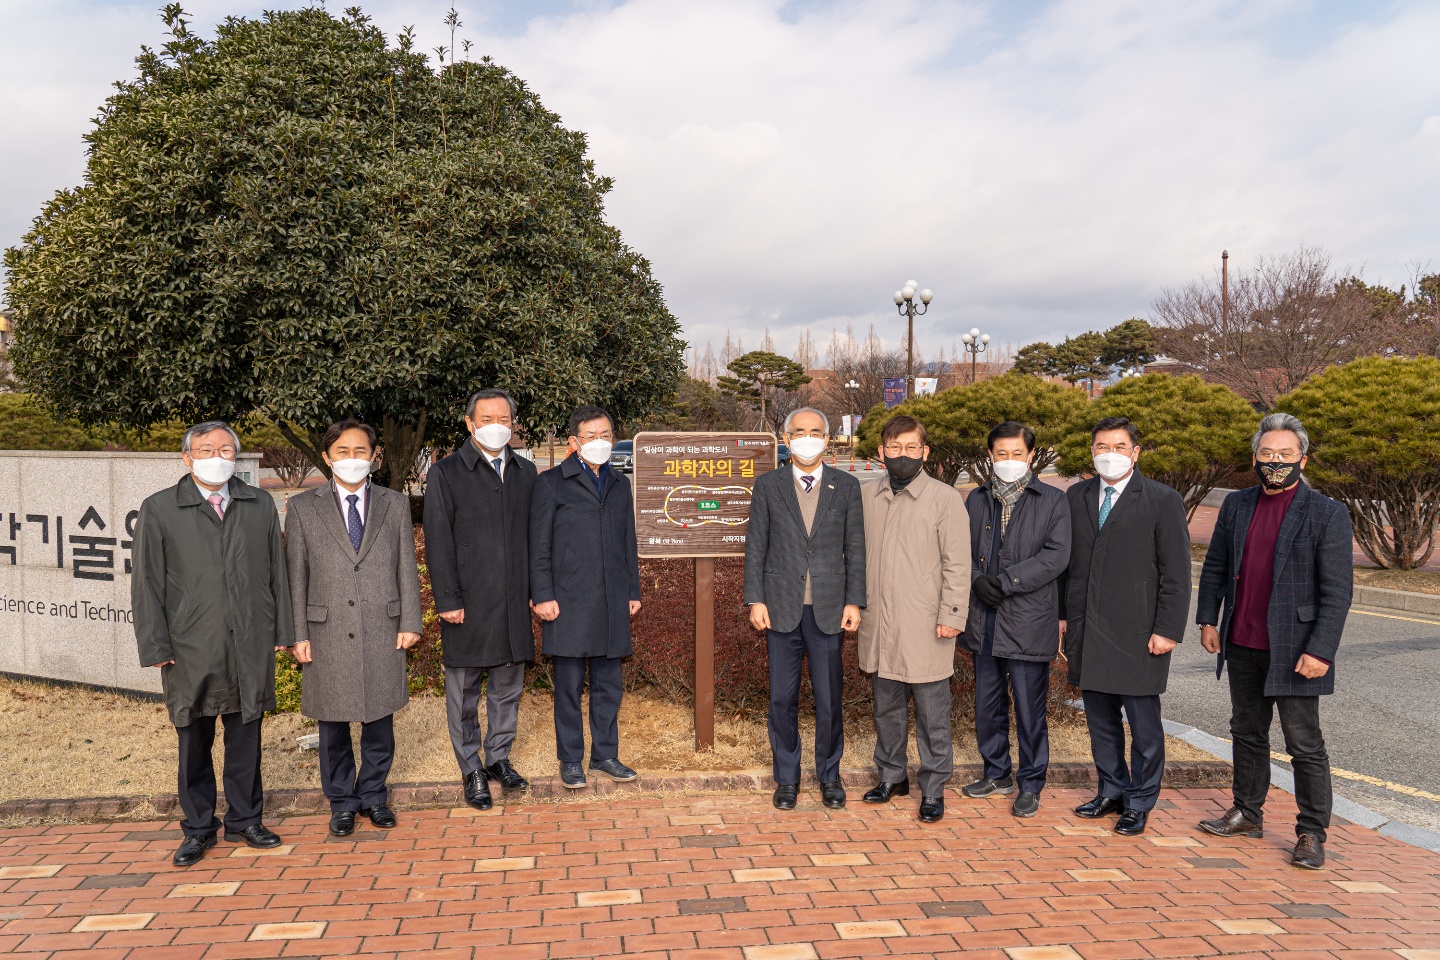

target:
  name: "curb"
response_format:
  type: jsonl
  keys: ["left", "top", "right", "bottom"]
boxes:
{"left": 0, "top": 760, "right": 1231, "bottom": 825}
{"left": 1189, "top": 561, "right": 1440, "bottom": 617}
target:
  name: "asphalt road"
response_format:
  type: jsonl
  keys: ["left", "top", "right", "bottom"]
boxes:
{"left": 1166, "top": 598, "right": 1440, "bottom": 834}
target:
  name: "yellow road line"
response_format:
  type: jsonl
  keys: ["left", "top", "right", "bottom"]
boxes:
{"left": 1266, "top": 751, "right": 1440, "bottom": 803}
{"left": 1347, "top": 607, "right": 1440, "bottom": 626}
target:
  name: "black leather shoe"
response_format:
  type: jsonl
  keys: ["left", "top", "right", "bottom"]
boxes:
{"left": 773, "top": 784, "right": 798, "bottom": 810}
{"left": 485, "top": 759, "right": 530, "bottom": 791}
{"left": 1291, "top": 832, "right": 1325, "bottom": 870}
{"left": 361, "top": 804, "right": 397, "bottom": 829}
{"left": 224, "top": 824, "right": 282, "bottom": 848}
{"left": 1074, "top": 795, "right": 1124, "bottom": 819}
{"left": 589, "top": 758, "right": 638, "bottom": 782}
{"left": 464, "top": 769, "right": 493, "bottom": 809}
{"left": 961, "top": 774, "right": 1016, "bottom": 798}
{"left": 820, "top": 780, "right": 846, "bottom": 809}
{"left": 1011, "top": 791, "right": 1041, "bottom": 818}
{"left": 560, "top": 762, "right": 588, "bottom": 789}
{"left": 172, "top": 833, "right": 215, "bottom": 867}
{"left": 862, "top": 780, "right": 910, "bottom": 803}
{"left": 1199, "top": 807, "right": 1264, "bottom": 839}
{"left": 918, "top": 796, "right": 945, "bottom": 823}
{"left": 1114, "top": 808, "right": 1148, "bottom": 836}
{"left": 329, "top": 812, "right": 356, "bottom": 837}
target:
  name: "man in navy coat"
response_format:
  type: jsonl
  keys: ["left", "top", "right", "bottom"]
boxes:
{"left": 530, "top": 405, "right": 642, "bottom": 790}
{"left": 1197, "top": 412, "right": 1353, "bottom": 870}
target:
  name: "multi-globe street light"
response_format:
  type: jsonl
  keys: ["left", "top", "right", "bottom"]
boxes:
{"left": 960, "top": 327, "right": 990, "bottom": 383}
{"left": 892, "top": 280, "right": 933, "bottom": 398}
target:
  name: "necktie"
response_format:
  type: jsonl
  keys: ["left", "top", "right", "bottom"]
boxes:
{"left": 346, "top": 494, "right": 363, "bottom": 551}
{"left": 1098, "top": 486, "right": 1115, "bottom": 529}
{"left": 207, "top": 493, "right": 224, "bottom": 520}
{"left": 492, "top": 457, "right": 504, "bottom": 480}
{"left": 801, "top": 474, "right": 814, "bottom": 493}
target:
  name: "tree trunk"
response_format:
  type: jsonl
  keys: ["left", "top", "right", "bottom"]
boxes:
{"left": 380, "top": 411, "right": 429, "bottom": 493}
{"left": 277, "top": 421, "right": 331, "bottom": 480}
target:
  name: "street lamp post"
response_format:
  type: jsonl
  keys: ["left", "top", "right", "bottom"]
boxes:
{"left": 892, "top": 280, "right": 933, "bottom": 398}
{"left": 960, "top": 327, "right": 990, "bottom": 383}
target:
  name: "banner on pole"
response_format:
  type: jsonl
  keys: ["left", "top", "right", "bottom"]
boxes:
{"left": 914, "top": 377, "right": 938, "bottom": 397}
{"left": 882, "top": 378, "right": 906, "bottom": 408}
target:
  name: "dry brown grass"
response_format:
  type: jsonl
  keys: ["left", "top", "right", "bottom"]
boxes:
{"left": 1192, "top": 540, "right": 1440, "bottom": 594}
{"left": 0, "top": 676, "right": 1208, "bottom": 803}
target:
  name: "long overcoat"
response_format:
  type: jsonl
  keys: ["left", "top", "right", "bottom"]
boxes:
{"left": 856, "top": 471, "right": 971, "bottom": 684}
{"left": 1196, "top": 481, "right": 1353, "bottom": 697}
{"left": 284, "top": 482, "right": 423, "bottom": 723}
{"left": 132, "top": 475, "right": 294, "bottom": 727}
{"left": 1060, "top": 472, "right": 1191, "bottom": 696}
{"left": 422, "top": 443, "right": 538, "bottom": 668}
{"left": 529, "top": 453, "right": 641, "bottom": 659}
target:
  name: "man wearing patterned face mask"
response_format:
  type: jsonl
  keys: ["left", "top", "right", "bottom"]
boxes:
{"left": 1196, "top": 413, "right": 1353, "bottom": 870}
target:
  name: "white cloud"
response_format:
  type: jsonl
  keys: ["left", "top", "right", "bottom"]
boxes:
{"left": 3, "top": 0, "right": 1437, "bottom": 359}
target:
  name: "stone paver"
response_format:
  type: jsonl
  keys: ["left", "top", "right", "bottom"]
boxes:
{"left": 1, "top": 786, "right": 1438, "bottom": 958}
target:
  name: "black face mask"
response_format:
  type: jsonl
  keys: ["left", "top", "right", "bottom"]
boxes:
{"left": 884, "top": 455, "right": 924, "bottom": 486}
{"left": 1255, "top": 459, "right": 1302, "bottom": 490}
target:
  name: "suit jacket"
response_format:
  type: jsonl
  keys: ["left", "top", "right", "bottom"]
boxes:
{"left": 285, "top": 482, "right": 423, "bottom": 723}
{"left": 422, "top": 442, "right": 538, "bottom": 668}
{"left": 1060, "top": 471, "right": 1191, "bottom": 696}
{"left": 1197, "top": 481, "right": 1353, "bottom": 696}
{"left": 743, "top": 465, "right": 866, "bottom": 636}
{"left": 132, "top": 475, "right": 293, "bottom": 727}
{"left": 529, "top": 453, "right": 641, "bottom": 659}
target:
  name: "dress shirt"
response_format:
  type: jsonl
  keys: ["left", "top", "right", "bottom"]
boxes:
{"left": 333, "top": 479, "right": 370, "bottom": 523}
{"left": 1098, "top": 469, "right": 1134, "bottom": 513}
{"left": 792, "top": 462, "right": 824, "bottom": 492}
{"left": 475, "top": 440, "right": 508, "bottom": 480}
{"left": 193, "top": 479, "right": 231, "bottom": 514}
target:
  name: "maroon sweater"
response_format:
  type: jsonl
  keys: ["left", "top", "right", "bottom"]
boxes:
{"left": 1229, "top": 485, "right": 1298, "bottom": 650}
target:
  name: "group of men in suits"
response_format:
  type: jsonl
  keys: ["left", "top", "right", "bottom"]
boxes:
{"left": 132, "top": 399, "right": 1350, "bottom": 873}
{"left": 743, "top": 408, "right": 1351, "bottom": 869}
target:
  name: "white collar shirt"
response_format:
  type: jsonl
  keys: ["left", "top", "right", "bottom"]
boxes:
{"left": 193, "top": 479, "right": 230, "bottom": 514}
{"left": 334, "top": 479, "right": 370, "bottom": 523}
{"left": 792, "top": 461, "right": 824, "bottom": 493}
{"left": 1099, "top": 469, "right": 1134, "bottom": 512}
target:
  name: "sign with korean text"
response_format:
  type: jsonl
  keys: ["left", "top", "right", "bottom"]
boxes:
{"left": 883, "top": 378, "right": 907, "bottom": 407}
{"left": 0, "top": 451, "right": 261, "bottom": 694}
{"left": 632, "top": 432, "right": 777, "bottom": 558}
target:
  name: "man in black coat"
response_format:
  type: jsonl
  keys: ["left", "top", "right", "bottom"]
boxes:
{"left": 530, "top": 405, "right": 643, "bottom": 790}
{"left": 1060, "top": 416, "right": 1191, "bottom": 836}
{"left": 423, "top": 389, "right": 538, "bottom": 810}
{"left": 959, "top": 421, "right": 1071, "bottom": 819}
{"left": 744, "top": 407, "right": 865, "bottom": 811}
{"left": 1196, "top": 413, "right": 1353, "bottom": 870}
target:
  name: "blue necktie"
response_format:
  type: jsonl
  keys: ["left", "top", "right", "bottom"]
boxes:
{"left": 492, "top": 457, "right": 504, "bottom": 480}
{"left": 346, "top": 494, "right": 363, "bottom": 551}
{"left": 1098, "top": 486, "right": 1115, "bottom": 529}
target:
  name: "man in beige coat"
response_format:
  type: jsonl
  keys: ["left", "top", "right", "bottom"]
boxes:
{"left": 858, "top": 415, "right": 971, "bottom": 823}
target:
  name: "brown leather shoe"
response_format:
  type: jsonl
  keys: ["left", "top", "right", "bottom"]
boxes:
{"left": 1199, "top": 807, "right": 1264, "bottom": 839}
{"left": 1291, "top": 832, "right": 1325, "bottom": 870}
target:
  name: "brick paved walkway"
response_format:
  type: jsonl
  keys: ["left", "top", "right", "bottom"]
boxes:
{"left": 2, "top": 786, "right": 1438, "bottom": 960}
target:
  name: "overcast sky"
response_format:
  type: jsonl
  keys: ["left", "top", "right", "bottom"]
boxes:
{"left": 2, "top": 0, "right": 1437, "bottom": 361}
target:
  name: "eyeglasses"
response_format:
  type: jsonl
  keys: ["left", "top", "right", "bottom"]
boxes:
{"left": 883, "top": 443, "right": 924, "bottom": 457}
{"left": 1255, "top": 451, "right": 1300, "bottom": 463}
{"left": 1091, "top": 443, "right": 1134, "bottom": 455}
{"left": 191, "top": 446, "right": 237, "bottom": 459}
{"left": 576, "top": 432, "right": 614, "bottom": 442}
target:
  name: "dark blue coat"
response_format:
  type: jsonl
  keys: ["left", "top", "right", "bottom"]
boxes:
{"left": 529, "top": 453, "right": 642, "bottom": 659}
{"left": 1196, "top": 481, "right": 1353, "bottom": 696}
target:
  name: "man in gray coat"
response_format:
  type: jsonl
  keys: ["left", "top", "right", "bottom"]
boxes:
{"left": 133, "top": 421, "right": 294, "bottom": 867}
{"left": 744, "top": 407, "right": 865, "bottom": 811}
{"left": 286, "top": 419, "right": 423, "bottom": 836}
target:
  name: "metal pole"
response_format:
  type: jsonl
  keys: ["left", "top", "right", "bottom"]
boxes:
{"left": 694, "top": 557, "right": 715, "bottom": 750}
{"left": 1221, "top": 249, "right": 1230, "bottom": 361}
{"left": 971, "top": 349, "right": 977, "bottom": 384}
{"left": 906, "top": 307, "right": 915, "bottom": 398}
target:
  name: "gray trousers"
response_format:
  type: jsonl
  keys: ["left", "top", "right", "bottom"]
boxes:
{"left": 873, "top": 675, "right": 954, "bottom": 798}
{"left": 445, "top": 662, "right": 526, "bottom": 775}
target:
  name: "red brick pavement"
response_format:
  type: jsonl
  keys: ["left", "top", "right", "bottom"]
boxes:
{"left": 3, "top": 787, "right": 1438, "bottom": 959}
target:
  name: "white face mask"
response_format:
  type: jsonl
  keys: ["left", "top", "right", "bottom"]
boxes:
{"left": 330, "top": 458, "right": 373, "bottom": 485}
{"left": 992, "top": 459, "right": 1029, "bottom": 484}
{"left": 474, "top": 422, "right": 512, "bottom": 451}
{"left": 579, "top": 439, "right": 613, "bottom": 466}
{"left": 191, "top": 456, "right": 236, "bottom": 486}
{"left": 788, "top": 436, "right": 827, "bottom": 462}
{"left": 1093, "top": 452, "right": 1135, "bottom": 482}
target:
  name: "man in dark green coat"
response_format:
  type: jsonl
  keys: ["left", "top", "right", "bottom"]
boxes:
{"left": 132, "top": 421, "right": 294, "bottom": 867}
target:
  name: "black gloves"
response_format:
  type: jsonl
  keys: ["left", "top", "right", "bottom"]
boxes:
{"left": 973, "top": 574, "right": 1006, "bottom": 609}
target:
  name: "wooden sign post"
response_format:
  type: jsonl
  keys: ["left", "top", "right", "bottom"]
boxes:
{"left": 632, "top": 432, "right": 776, "bottom": 750}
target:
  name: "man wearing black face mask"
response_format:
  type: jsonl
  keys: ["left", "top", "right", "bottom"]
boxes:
{"left": 1196, "top": 413, "right": 1353, "bottom": 870}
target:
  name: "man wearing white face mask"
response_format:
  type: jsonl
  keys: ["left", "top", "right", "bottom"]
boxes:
{"left": 132, "top": 420, "right": 294, "bottom": 867}
{"left": 1059, "top": 416, "right": 1191, "bottom": 837}
{"left": 285, "top": 420, "right": 422, "bottom": 835}
{"left": 530, "top": 405, "right": 643, "bottom": 789}
{"left": 424, "top": 389, "right": 539, "bottom": 810}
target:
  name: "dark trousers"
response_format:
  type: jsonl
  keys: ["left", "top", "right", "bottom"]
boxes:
{"left": 318, "top": 715, "right": 395, "bottom": 814}
{"left": 973, "top": 652, "right": 1051, "bottom": 793}
{"left": 873, "top": 675, "right": 953, "bottom": 797}
{"left": 767, "top": 605, "right": 844, "bottom": 785}
{"left": 1081, "top": 690, "right": 1164, "bottom": 812}
{"left": 1226, "top": 644, "right": 1332, "bottom": 840}
{"left": 444, "top": 662, "right": 526, "bottom": 774}
{"left": 176, "top": 712, "right": 263, "bottom": 838}
{"left": 552, "top": 655, "right": 623, "bottom": 764}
